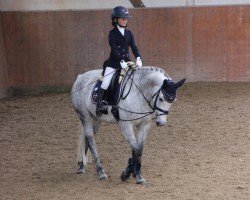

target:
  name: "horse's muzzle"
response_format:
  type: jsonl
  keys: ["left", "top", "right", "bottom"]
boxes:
{"left": 156, "top": 121, "right": 166, "bottom": 126}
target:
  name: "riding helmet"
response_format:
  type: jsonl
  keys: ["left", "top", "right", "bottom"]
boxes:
{"left": 111, "top": 6, "right": 132, "bottom": 20}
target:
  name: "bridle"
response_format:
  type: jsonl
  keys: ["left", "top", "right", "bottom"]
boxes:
{"left": 149, "top": 88, "right": 170, "bottom": 115}
{"left": 149, "top": 84, "right": 176, "bottom": 115}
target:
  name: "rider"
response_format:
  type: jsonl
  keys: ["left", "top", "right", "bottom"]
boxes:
{"left": 96, "top": 6, "right": 143, "bottom": 117}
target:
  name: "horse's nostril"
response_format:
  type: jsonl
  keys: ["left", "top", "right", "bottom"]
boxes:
{"left": 156, "top": 121, "right": 160, "bottom": 126}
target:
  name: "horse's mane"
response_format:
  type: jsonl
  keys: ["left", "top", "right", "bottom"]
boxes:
{"left": 134, "top": 66, "right": 171, "bottom": 80}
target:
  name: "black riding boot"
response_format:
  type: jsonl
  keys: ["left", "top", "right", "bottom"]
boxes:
{"left": 96, "top": 88, "right": 105, "bottom": 117}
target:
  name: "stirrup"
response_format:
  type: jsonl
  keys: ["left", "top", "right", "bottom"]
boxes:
{"left": 96, "top": 106, "right": 108, "bottom": 117}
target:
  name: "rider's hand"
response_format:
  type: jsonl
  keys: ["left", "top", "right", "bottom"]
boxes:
{"left": 136, "top": 57, "right": 142, "bottom": 67}
{"left": 120, "top": 60, "right": 128, "bottom": 69}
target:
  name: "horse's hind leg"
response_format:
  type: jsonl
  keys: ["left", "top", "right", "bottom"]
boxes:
{"left": 86, "top": 133, "right": 108, "bottom": 180}
{"left": 76, "top": 131, "right": 93, "bottom": 173}
{"left": 84, "top": 120, "right": 101, "bottom": 164}
{"left": 78, "top": 112, "right": 107, "bottom": 180}
{"left": 93, "top": 119, "right": 101, "bottom": 134}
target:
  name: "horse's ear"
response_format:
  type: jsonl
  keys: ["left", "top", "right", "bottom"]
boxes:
{"left": 175, "top": 78, "right": 186, "bottom": 89}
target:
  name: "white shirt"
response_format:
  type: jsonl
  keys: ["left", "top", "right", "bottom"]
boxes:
{"left": 117, "top": 25, "right": 125, "bottom": 36}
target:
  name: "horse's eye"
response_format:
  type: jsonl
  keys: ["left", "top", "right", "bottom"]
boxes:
{"left": 159, "top": 98, "right": 164, "bottom": 102}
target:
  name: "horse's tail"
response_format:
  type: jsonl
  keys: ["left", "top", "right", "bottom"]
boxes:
{"left": 77, "top": 122, "right": 87, "bottom": 165}
{"left": 77, "top": 122, "right": 92, "bottom": 165}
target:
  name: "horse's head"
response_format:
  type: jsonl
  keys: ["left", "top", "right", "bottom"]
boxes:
{"left": 154, "top": 78, "right": 186, "bottom": 126}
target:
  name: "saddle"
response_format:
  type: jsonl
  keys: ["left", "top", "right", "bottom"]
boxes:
{"left": 92, "top": 69, "right": 122, "bottom": 106}
{"left": 91, "top": 61, "right": 136, "bottom": 120}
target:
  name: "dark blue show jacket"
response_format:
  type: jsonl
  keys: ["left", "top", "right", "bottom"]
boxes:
{"left": 107, "top": 27, "right": 141, "bottom": 69}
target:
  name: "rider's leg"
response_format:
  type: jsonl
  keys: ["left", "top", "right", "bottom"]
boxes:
{"left": 96, "top": 88, "right": 105, "bottom": 117}
{"left": 96, "top": 67, "right": 116, "bottom": 117}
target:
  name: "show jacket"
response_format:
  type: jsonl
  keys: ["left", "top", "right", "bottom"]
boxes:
{"left": 107, "top": 27, "right": 141, "bottom": 69}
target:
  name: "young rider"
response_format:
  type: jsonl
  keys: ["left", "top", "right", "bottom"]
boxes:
{"left": 96, "top": 6, "right": 142, "bottom": 117}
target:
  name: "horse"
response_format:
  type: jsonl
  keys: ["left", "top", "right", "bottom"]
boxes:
{"left": 71, "top": 63, "right": 185, "bottom": 184}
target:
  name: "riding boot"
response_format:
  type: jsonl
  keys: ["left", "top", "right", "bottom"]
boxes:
{"left": 96, "top": 88, "right": 105, "bottom": 117}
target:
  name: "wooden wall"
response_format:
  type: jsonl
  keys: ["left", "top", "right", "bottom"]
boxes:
{"left": 0, "top": 13, "right": 11, "bottom": 98}
{"left": 1, "top": 10, "right": 111, "bottom": 87}
{"left": 0, "top": 6, "right": 250, "bottom": 94}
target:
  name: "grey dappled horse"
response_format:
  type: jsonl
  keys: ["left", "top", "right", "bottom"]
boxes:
{"left": 71, "top": 64, "right": 185, "bottom": 184}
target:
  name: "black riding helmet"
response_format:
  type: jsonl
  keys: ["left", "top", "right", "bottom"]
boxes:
{"left": 111, "top": 6, "right": 131, "bottom": 27}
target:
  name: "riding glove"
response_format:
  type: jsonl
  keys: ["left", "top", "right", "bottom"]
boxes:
{"left": 120, "top": 60, "right": 128, "bottom": 69}
{"left": 136, "top": 57, "right": 142, "bottom": 67}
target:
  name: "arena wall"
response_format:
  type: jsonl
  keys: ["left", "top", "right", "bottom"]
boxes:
{"left": 0, "top": 5, "right": 250, "bottom": 97}
{"left": 0, "top": 0, "right": 133, "bottom": 11}
{"left": 0, "top": 13, "right": 11, "bottom": 98}
{"left": 1, "top": 0, "right": 250, "bottom": 11}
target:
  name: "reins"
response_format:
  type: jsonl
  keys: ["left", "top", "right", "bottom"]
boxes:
{"left": 117, "top": 69, "right": 169, "bottom": 122}
{"left": 70, "top": 64, "right": 170, "bottom": 122}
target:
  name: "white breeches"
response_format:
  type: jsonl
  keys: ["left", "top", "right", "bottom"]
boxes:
{"left": 101, "top": 67, "right": 116, "bottom": 90}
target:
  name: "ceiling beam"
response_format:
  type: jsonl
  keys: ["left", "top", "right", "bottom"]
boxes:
{"left": 129, "top": 0, "right": 145, "bottom": 7}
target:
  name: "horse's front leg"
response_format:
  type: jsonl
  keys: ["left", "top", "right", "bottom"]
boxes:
{"left": 133, "top": 121, "right": 152, "bottom": 184}
{"left": 119, "top": 122, "right": 139, "bottom": 182}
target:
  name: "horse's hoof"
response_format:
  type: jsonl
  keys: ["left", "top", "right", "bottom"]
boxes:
{"left": 99, "top": 173, "right": 108, "bottom": 180}
{"left": 76, "top": 168, "right": 85, "bottom": 174}
{"left": 136, "top": 178, "right": 146, "bottom": 185}
{"left": 136, "top": 174, "right": 146, "bottom": 184}
{"left": 98, "top": 169, "right": 108, "bottom": 180}
{"left": 121, "top": 171, "right": 130, "bottom": 182}
{"left": 77, "top": 161, "right": 85, "bottom": 174}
